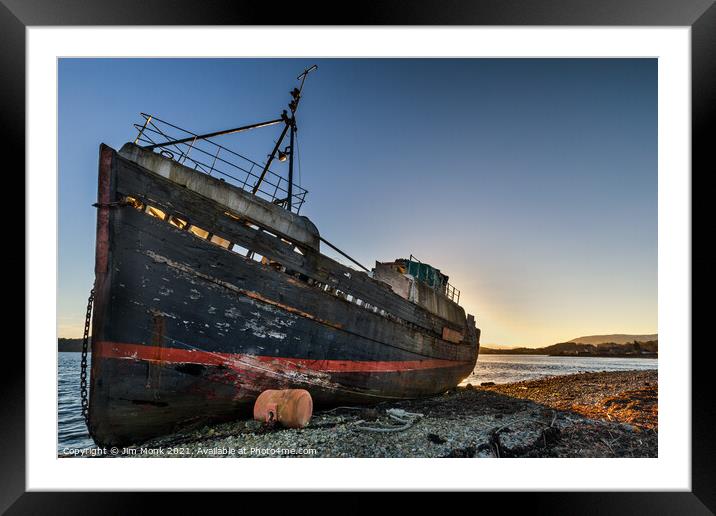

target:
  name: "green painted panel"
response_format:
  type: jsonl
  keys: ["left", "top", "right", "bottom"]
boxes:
{"left": 404, "top": 259, "right": 446, "bottom": 289}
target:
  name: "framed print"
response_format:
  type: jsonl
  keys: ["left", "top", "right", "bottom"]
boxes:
{"left": 7, "top": 0, "right": 713, "bottom": 512}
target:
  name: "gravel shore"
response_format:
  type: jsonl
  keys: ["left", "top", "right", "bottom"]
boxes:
{"left": 104, "top": 369, "right": 658, "bottom": 458}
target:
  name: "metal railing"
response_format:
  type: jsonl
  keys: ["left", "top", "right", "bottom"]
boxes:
{"left": 133, "top": 113, "right": 308, "bottom": 213}
{"left": 407, "top": 254, "right": 461, "bottom": 304}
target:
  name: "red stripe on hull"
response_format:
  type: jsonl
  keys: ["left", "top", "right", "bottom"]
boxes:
{"left": 96, "top": 340, "right": 467, "bottom": 373}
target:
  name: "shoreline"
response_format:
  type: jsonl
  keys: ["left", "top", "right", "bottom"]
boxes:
{"left": 479, "top": 352, "right": 658, "bottom": 358}
{"left": 62, "top": 370, "right": 657, "bottom": 458}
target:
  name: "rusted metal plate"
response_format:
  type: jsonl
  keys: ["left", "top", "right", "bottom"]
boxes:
{"left": 442, "top": 326, "right": 464, "bottom": 344}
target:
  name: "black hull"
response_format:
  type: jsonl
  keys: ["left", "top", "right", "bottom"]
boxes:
{"left": 89, "top": 144, "right": 480, "bottom": 446}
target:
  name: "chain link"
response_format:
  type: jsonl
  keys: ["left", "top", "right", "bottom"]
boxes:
{"left": 80, "top": 286, "right": 95, "bottom": 432}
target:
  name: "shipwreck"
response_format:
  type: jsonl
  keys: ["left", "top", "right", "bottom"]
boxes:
{"left": 83, "top": 66, "right": 481, "bottom": 446}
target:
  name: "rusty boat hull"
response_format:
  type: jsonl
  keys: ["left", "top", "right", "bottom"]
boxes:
{"left": 88, "top": 143, "right": 480, "bottom": 446}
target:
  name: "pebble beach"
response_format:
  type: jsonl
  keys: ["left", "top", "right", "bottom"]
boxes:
{"left": 95, "top": 369, "right": 657, "bottom": 459}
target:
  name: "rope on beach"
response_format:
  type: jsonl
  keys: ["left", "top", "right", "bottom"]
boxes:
{"left": 321, "top": 406, "right": 366, "bottom": 413}
{"left": 353, "top": 408, "right": 424, "bottom": 433}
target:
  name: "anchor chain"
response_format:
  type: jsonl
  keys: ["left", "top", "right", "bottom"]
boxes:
{"left": 80, "top": 286, "right": 95, "bottom": 433}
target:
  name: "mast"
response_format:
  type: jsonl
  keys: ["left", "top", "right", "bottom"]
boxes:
{"left": 287, "top": 118, "right": 296, "bottom": 210}
{"left": 139, "top": 66, "right": 317, "bottom": 213}
{"left": 252, "top": 64, "right": 317, "bottom": 212}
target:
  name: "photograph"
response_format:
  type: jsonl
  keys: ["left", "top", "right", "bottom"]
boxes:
{"left": 3, "top": 0, "right": 709, "bottom": 504}
{"left": 57, "top": 57, "right": 658, "bottom": 459}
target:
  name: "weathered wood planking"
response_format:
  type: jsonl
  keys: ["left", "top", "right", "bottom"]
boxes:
{"left": 114, "top": 152, "right": 467, "bottom": 335}
{"left": 112, "top": 206, "right": 475, "bottom": 363}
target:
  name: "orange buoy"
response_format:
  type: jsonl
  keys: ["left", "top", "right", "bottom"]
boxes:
{"left": 253, "top": 389, "right": 313, "bottom": 428}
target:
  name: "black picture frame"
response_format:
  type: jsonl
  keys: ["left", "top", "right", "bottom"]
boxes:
{"left": 6, "top": 0, "right": 712, "bottom": 513}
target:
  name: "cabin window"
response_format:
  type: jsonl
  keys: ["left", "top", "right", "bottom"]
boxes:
{"left": 146, "top": 205, "right": 167, "bottom": 220}
{"left": 168, "top": 215, "right": 188, "bottom": 230}
{"left": 125, "top": 196, "right": 144, "bottom": 210}
{"left": 210, "top": 234, "right": 232, "bottom": 249}
{"left": 188, "top": 225, "right": 209, "bottom": 239}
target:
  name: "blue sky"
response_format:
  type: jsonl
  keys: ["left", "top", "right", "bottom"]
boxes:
{"left": 58, "top": 58, "right": 657, "bottom": 347}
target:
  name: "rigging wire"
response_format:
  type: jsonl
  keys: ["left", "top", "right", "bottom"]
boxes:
{"left": 295, "top": 129, "right": 302, "bottom": 188}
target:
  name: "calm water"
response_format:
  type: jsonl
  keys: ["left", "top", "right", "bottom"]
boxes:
{"left": 58, "top": 351, "right": 657, "bottom": 451}
{"left": 461, "top": 354, "right": 657, "bottom": 386}
{"left": 58, "top": 352, "right": 95, "bottom": 452}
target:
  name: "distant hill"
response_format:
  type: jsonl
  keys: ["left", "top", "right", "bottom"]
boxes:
{"left": 480, "top": 334, "right": 658, "bottom": 357}
{"left": 569, "top": 334, "right": 657, "bottom": 345}
{"left": 58, "top": 338, "right": 87, "bottom": 352}
{"left": 480, "top": 346, "right": 542, "bottom": 355}
{"left": 480, "top": 344, "right": 517, "bottom": 350}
